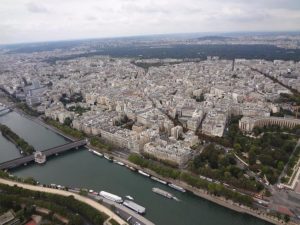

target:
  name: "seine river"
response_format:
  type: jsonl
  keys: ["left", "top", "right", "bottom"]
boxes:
{"left": 0, "top": 112, "right": 272, "bottom": 225}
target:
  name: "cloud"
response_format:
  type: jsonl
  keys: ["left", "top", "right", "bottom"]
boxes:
{"left": 120, "top": 1, "right": 202, "bottom": 15}
{"left": 219, "top": 7, "right": 270, "bottom": 23}
{"left": 86, "top": 15, "right": 98, "bottom": 21}
{"left": 0, "top": 0, "right": 299, "bottom": 44}
{"left": 120, "top": 2, "right": 169, "bottom": 15}
{"left": 26, "top": 2, "right": 49, "bottom": 13}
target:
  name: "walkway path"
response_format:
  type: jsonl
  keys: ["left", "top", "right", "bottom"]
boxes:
{"left": 0, "top": 178, "right": 127, "bottom": 225}
{"left": 278, "top": 138, "right": 300, "bottom": 185}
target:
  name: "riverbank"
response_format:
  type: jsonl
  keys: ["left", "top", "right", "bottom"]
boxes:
{"left": 35, "top": 116, "right": 77, "bottom": 141}
{"left": 0, "top": 178, "right": 127, "bottom": 225}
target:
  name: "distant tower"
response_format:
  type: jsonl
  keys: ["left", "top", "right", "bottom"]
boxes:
{"left": 232, "top": 59, "right": 235, "bottom": 71}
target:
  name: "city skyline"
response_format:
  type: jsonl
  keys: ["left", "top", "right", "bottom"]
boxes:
{"left": 1, "top": 0, "right": 300, "bottom": 44}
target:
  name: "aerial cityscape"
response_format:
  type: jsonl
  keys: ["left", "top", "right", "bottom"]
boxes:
{"left": 0, "top": 1, "right": 300, "bottom": 225}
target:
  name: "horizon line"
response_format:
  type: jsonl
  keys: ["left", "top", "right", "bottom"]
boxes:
{"left": 1, "top": 30, "right": 300, "bottom": 47}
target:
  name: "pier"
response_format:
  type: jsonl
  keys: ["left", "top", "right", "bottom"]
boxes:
{"left": 0, "top": 139, "right": 87, "bottom": 170}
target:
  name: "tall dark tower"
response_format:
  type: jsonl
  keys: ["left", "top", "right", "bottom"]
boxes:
{"left": 232, "top": 59, "right": 235, "bottom": 71}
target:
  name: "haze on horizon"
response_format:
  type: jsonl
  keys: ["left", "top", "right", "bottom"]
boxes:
{"left": 1, "top": 0, "right": 300, "bottom": 45}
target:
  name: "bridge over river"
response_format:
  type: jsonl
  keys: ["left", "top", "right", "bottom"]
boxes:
{"left": 0, "top": 139, "right": 87, "bottom": 170}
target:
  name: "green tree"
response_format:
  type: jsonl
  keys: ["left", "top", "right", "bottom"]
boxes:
{"left": 79, "top": 189, "right": 88, "bottom": 196}
{"left": 63, "top": 117, "right": 72, "bottom": 126}
{"left": 234, "top": 143, "right": 242, "bottom": 152}
{"left": 277, "top": 161, "right": 284, "bottom": 171}
{"left": 284, "top": 215, "right": 290, "bottom": 223}
{"left": 23, "top": 177, "right": 37, "bottom": 185}
{"left": 248, "top": 150, "right": 257, "bottom": 165}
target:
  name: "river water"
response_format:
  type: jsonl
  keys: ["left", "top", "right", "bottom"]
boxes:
{"left": 0, "top": 112, "right": 272, "bottom": 225}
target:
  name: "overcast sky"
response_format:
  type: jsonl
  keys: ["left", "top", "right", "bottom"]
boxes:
{"left": 1, "top": 0, "right": 300, "bottom": 44}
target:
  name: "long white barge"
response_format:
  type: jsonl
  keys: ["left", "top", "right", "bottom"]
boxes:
{"left": 168, "top": 183, "right": 186, "bottom": 193}
{"left": 152, "top": 187, "right": 173, "bottom": 199}
{"left": 91, "top": 150, "right": 103, "bottom": 157}
{"left": 104, "top": 155, "right": 112, "bottom": 161}
{"left": 123, "top": 200, "right": 146, "bottom": 214}
{"left": 113, "top": 160, "right": 125, "bottom": 166}
{"left": 138, "top": 170, "right": 150, "bottom": 177}
{"left": 150, "top": 176, "right": 167, "bottom": 185}
{"left": 99, "top": 191, "right": 123, "bottom": 203}
{"left": 152, "top": 187, "right": 179, "bottom": 201}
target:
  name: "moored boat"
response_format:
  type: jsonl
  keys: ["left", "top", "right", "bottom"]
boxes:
{"left": 129, "top": 166, "right": 136, "bottom": 171}
{"left": 92, "top": 150, "right": 103, "bottom": 157}
{"left": 125, "top": 195, "right": 134, "bottom": 200}
{"left": 168, "top": 183, "right": 186, "bottom": 192}
{"left": 138, "top": 170, "right": 150, "bottom": 177}
{"left": 152, "top": 187, "right": 173, "bottom": 199}
{"left": 104, "top": 155, "right": 112, "bottom": 161}
{"left": 152, "top": 187, "right": 180, "bottom": 201}
{"left": 151, "top": 176, "right": 167, "bottom": 185}
{"left": 99, "top": 191, "right": 123, "bottom": 203}
{"left": 117, "top": 161, "right": 125, "bottom": 166}
{"left": 123, "top": 200, "right": 146, "bottom": 214}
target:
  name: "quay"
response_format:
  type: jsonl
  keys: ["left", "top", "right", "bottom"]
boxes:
{"left": 0, "top": 139, "right": 87, "bottom": 170}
